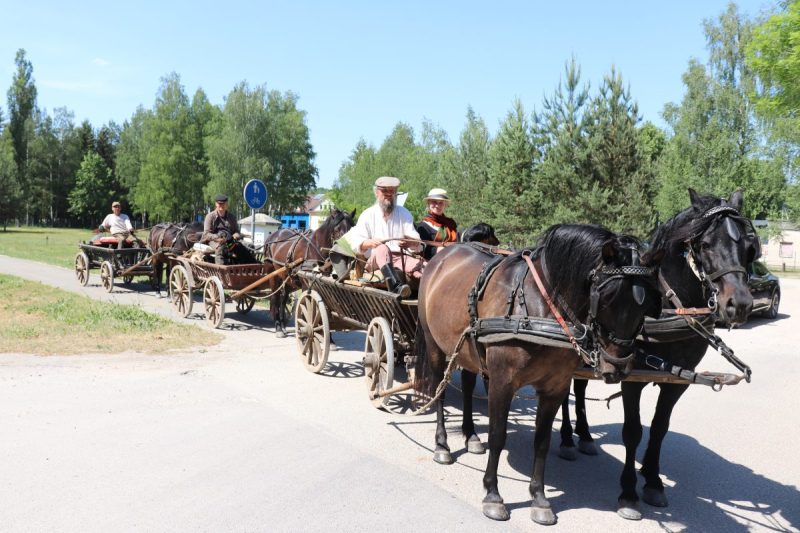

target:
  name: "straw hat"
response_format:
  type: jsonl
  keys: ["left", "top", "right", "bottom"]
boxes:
{"left": 424, "top": 188, "right": 450, "bottom": 203}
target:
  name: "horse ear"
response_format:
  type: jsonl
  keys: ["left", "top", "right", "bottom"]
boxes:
{"left": 688, "top": 188, "right": 702, "bottom": 210}
{"left": 350, "top": 208, "right": 357, "bottom": 219}
{"left": 728, "top": 189, "right": 744, "bottom": 212}
{"left": 642, "top": 248, "right": 665, "bottom": 268}
{"left": 601, "top": 240, "right": 616, "bottom": 264}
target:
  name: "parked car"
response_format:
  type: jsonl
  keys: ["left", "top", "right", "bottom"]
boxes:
{"left": 748, "top": 261, "right": 780, "bottom": 319}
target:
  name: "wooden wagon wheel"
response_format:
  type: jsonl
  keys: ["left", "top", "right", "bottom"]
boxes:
{"left": 294, "top": 290, "right": 330, "bottom": 373}
{"left": 169, "top": 265, "right": 193, "bottom": 318}
{"left": 100, "top": 261, "right": 115, "bottom": 292}
{"left": 235, "top": 295, "right": 256, "bottom": 314}
{"left": 203, "top": 276, "right": 226, "bottom": 328}
{"left": 364, "top": 316, "right": 395, "bottom": 409}
{"left": 74, "top": 252, "right": 90, "bottom": 286}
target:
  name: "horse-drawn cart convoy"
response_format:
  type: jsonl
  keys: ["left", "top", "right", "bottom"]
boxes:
{"left": 67, "top": 188, "right": 762, "bottom": 525}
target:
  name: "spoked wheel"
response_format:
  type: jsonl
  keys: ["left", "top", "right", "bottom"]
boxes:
{"left": 169, "top": 265, "right": 193, "bottom": 318}
{"left": 75, "top": 252, "right": 90, "bottom": 286}
{"left": 294, "top": 290, "right": 330, "bottom": 373}
{"left": 100, "top": 261, "right": 114, "bottom": 292}
{"left": 203, "top": 276, "right": 226, "bottom": 328}
{"left": 236, "top": 295, "right": 256, "bottom": 314}
{"left": 123, "top": 275, "right": 133, "bottom": 286}
{"left": 364, "top": 317, "right": 394, "bottom": 409}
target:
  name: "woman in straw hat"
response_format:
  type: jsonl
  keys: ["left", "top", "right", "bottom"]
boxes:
{"left": 417, "top": 188, "right": 458, "bottom": 260}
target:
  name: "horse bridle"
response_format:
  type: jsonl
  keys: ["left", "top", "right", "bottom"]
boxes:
{"left": 529, "top": 249, "right": 656, "bottom": 368}
{"left": 683, "top": 205, "right": 751, "bottom": 311}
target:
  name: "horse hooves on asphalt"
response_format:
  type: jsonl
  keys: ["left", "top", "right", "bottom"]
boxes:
{"left": 482, "top": 501, "right": 510, "bottom": 521}
{"left": 617, "top": 499, "right": 642, "bottom": 520}
{"left": 275, "top": 330, "right": 287, "bottom": 339}
{"left": 642, "top": 487, "right": 669, "bottom": 507}
{"left": 465, "top": 434, "right": 485, "bottom": 454}
{"left": 433, "top": 447, "right": 454, "bottom": 465}
{"left": 558, "top": 444, "right": 578, "bottom": 461}
{"left": 578, "top": 439, "right": 598, "bottom": 455}
{"left": 531, "top": 505, "right": 556, "bottom": 525}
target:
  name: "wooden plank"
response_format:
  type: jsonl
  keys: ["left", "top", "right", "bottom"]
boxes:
{"left": 573, "top": 368, "right": 694, "bottom": 384}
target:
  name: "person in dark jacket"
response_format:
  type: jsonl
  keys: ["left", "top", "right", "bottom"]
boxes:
{"left": 203, "top": 194, "right": 241, "bottom": 264}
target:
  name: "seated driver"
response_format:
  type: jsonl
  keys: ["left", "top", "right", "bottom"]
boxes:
{"left": 98, "top": 201, "right": 139, "bottom": 249}
{"left": 348, "top": 176, "right": 424, "bottom": 297}
{"left": 202, "top": 194, "right": 241, "bottom": 265}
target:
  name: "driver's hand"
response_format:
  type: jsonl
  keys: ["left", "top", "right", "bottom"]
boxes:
{"left": 398, "top": 238, "right": 415, "bottom": 249}
{"left": 361, "top": 238, "right": 382, "bottom": 251}
{"left": 233, "top": 232, "right": 241, "bottom": 241}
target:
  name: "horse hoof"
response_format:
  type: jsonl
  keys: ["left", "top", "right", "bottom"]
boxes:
{"left": 482, "top": 502, "right": 510, "bottom": 521}
{"left": 578, "top": 440, "right": 598, "bottom": 456}
{"left": 558, "top": 445, "right": 577, "bottom": 461}
{"left": 275, "top": 330, "right": 287, "bottom": 339}
{"left": 330, "top": 343, "right": 340, "bottom": 351}
{"left": 531, "top": 506, "right": 556, "bottom": 525}
{"left": 466, "top": 435, "right": 485, "bottom": 454}
{"left": 617, "top": 499, "right": 642, "bottom": 521}
{"left": 642, "top": 487, "right": 668, "bottom": 508}
{"left": 433, "top": 448, "right": 454, "bottom": 465}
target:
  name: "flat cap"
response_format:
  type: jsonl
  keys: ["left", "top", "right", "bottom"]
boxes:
{"left": 111, "top": 201, "right": 121, "bottom": 207}
{"left": 374, "top": 176, "right": 400, "bottom": 188}
{"left": 214, "top": 194, "right": 229, "bottom": 203}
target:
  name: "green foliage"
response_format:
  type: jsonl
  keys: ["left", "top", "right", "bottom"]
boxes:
{"left": 205, "top": 83, "right": 316, "bottom": 217}
{"left": 68, "top": 152, "right": 114, "bottom": 224}
{"left": 0, "top": 124, "right": 20, "bottom": 229}
{"left": 656, "top": 5, "right": 786, "bottom": 221}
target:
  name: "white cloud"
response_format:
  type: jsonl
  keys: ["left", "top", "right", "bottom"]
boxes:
{"left": 92, "top": 57, "right": 110, "bottom": 67}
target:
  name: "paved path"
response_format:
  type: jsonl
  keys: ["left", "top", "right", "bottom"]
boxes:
{"left": 1, "top": 255, "right": 798, "bottom": 532}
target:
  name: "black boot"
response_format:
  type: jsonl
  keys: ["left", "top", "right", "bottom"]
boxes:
{"left": 380, "top": 264, "right": 411, "bottom": 298}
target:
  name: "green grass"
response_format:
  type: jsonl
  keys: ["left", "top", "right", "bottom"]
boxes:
{"left": 0, "top": 226, "right": 98, "bottom": 269}
{"left": 0, "top": 274, "right": 222, "bottom": 355}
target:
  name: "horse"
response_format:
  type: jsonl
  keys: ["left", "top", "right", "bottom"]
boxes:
{"left": 147, "top": 222, "right": 204, "bottom": 296}
{"left": 263, "top": 207, "right": 356, "bottom": 336}
{"left": 414, "top": 224, "right": 664, "bottom": 524}
{"left": 461, "top": 222, "right": 500, "bottom": 246}
{"left": 557, "top": 189, "right": 759, "bottom": 520}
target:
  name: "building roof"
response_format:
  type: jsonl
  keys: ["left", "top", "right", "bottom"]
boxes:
{"left": 238, "top": 213, "right": 282, "bottom": 225}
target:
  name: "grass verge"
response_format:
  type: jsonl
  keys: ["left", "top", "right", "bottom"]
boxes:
{"left": 0, "top": 226, "right": 102, "bottom": 269}
{"left": 0, "top": 274, "right": 222, "bottom": 355}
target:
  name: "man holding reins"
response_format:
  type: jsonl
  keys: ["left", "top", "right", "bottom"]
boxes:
{"left": 202, "top": 194, "right": 242, "bottom": 265}
{"left": 348, "top": 176, "right": 424, "bottom": 297}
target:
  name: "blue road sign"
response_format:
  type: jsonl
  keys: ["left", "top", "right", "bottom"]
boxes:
{"left": 243, "top": 179, "right": 268, "bottom": 209}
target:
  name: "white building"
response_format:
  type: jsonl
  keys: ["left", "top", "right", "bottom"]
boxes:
{"left": 755, "top": 219, "right": 799, "bottom": 271}
{"left": 238, "top": 213, "right": 282, "bottom": 247}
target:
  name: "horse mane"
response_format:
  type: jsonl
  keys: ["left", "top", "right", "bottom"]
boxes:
{"left": 531, "top": 224, "right": 622, "bottom": 311}
{"left": 650, "top": 193, "right": 754, "bottom": 254}
{"left": 319, "top": 208, "right": 346, "bottom": 232}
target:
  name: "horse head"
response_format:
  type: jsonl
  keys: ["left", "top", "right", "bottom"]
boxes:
{"left": 540, "top": 225, "right": 662, "bottom": 383}
{"left": 681, "top": 189, "right": 758, "bottom": 325}
{"left": 315, "top": 207, "right": 356, "bottom": 248}
{"left": 462, "top": 223, "right": 500, "bottom": 245}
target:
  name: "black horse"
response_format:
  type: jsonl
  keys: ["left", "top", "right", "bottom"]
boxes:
{"left": 148, "top": 222, "right": 204, "bottom": 296}
{"left": 414, "top": 224, "right": 663, "bottom": 524}
{"left": 558, "top": 189, "right": 759, "bottom": 520}
{"left": 263, "top": 208, "right": 356, "bottom": 336}
{"left": 461, "top": 222, "right": 500, "bottom": 246}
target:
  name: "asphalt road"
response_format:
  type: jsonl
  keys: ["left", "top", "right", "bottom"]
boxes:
{"left": 1, "top": 255, "right": 798, "bottom": 532}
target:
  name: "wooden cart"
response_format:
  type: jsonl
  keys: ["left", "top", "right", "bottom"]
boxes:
{"left": 74, "top": 241, "right": 153, "bottom": 293}
{"left": 294, "top": 270, "right": 418, "bottom": 409}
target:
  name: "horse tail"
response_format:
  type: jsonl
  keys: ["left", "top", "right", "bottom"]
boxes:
{"left": 412, "top": 319, "right": 435, "bottom": 402}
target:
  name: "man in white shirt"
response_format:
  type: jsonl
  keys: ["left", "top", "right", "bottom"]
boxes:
{"left": 348, "top": 176, "right": 424, "bottom": 297}
{"left": 99, "top": 201, "right": 137, "bottom": 249}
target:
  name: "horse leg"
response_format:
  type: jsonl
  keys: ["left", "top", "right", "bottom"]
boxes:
{"left": 154, "top": 261, "right": 163, "bottom": 297}
{"left": 274, "top": 288, "right": 287, "bottom": 338}
{"left": 461, "top": 370, "right": 485, "bottom": 454}
{"left": 558, "top": 380, "right": 578, "bottom": 460}
{"left": 640, "top": 383, "right": 689, "bottom": 509}
{"left": 529, "top": 392, "right": 564, "bottom": 525}
{"left": 481, "top": 374, "right": 514, "bottom": 521}
{"left": 573, "top": 378, "right": 597, "bottom": 455}
{"left": 618, "top": 381, "right": 647, "bottom": 520}
{"left": 427, "top": 337, "right": 452, "bottom": 465}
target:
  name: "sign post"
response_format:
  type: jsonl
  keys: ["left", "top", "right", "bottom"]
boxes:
{"left": 243, "top": 179, "right": 268, "bottom": 248}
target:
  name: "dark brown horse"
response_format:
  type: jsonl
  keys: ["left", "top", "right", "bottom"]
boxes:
{"left": 147, "top": 222, "right": 204, "bottom": 296}
{"left": 263, "top": 208, "right": 355, "bottom": 336}
{"left": 558, "top": 189, "right": 759, "bottom": 520}
{"left": 414, "top": 224, "right": 663, "bottom": 524}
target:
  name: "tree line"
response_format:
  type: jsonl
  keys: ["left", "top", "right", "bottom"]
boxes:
{"left": 2, "top": 2, "right": 799, "bottom": 244}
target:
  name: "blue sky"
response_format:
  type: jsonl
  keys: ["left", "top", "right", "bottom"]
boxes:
{"left": 1, "top": 0, "right": 777, "bottom": 188}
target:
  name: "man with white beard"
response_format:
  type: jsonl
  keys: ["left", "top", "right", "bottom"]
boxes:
{"left": 348, "top": 176, "right": 424, "bottom": 297}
